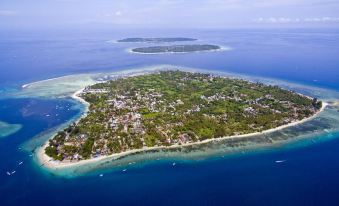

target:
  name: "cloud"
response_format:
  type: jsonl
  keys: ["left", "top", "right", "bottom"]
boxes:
{"left": 115, "top": 11, "right": 122, "bottom": 16}
{"left": 253, "top": 17, "right": 339, "bottom": 24}
{"left": 103, "top": 11, "right": 123, "bottom": 18}
{"left": 0, "top": 10, "right": 17, "bottom": 16}
{"left": 304, "top": 17, "right": 339, "bottom": 22}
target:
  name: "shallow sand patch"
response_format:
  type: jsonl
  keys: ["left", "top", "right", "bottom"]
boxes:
{"left": 0, "top": 121, "right": 22, "bottom": 138}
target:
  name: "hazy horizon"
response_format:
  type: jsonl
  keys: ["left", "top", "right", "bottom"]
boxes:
{"left": 1, "top": 0, "right": 339, "bottom": 30}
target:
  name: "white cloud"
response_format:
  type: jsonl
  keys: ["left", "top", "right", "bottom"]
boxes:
{"left": 104, "top": 11, "right": 123, "bottom": 17}
{"left": 304, "top": 17, "right": 339, "bottom": 22}
{"left": 115, "top": 11, "right": 122, "bottom": 16}
{"left": 254, "top": 17, "right": 339, "bottom": 24}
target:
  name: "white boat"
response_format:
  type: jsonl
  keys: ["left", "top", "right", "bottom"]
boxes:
{"left": 99, "top": 174, "right": 103, "bottom": 177}
{"left": 172, "top": 162, "right": 176, "bottom": 166}
{"left": 6, "top": 172, "right": 11, "bottom": 176}
{"left": 11, "top": 171, "right": 16, "bottom": 174}
{"left": 122, "top": 169, "right": 127, "bottom": 172}
{"left": 18, "top": 161, "right": 23, "bottom": 165}
{"left": 275, "top": 160, "right": 286, "bottom": 163}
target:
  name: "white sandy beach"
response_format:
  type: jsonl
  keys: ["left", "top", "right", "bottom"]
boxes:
{"left": 126, "top": 46, "right": 231, "bottom": 55}
{"left": 71, "top": 88, "right": 90, "bottom": 106}
{"left": 36, "top": 86, "right": 328, "bottom": 170}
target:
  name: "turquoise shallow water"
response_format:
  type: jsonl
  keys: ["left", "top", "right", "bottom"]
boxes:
{"left": 17, "top": 66, "right": 339, "bottom": 177}
{"left": 0, "top": 121, "right": 22, "bottom": 138}
{"left": 1, "top": 28, "right": 339, "bottom": 206}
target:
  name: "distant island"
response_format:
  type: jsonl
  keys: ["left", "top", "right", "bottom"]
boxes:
{"left": 131, "top": 44, "right": 221, "bottom": 54}
{"left": 44, "top": 70, "right": 323, "bottom": 164}
{"left": 117, "top": 37, "right": 197, "bottom": 43}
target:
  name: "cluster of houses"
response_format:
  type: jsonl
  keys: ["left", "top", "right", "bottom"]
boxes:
{"left": 83, "top": 88, "right": 109, "bottom": 94}
{"left": 51, "top": 72, "right": 319, "bottom": 162}
{"left": 109, "top": 112, "right": 144, "bottom": 134}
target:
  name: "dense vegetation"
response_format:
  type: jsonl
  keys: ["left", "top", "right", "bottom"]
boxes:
{"left": 117, "top": 37, "right": 197, "bottom": 43}
{"left": 45, "top": 70, "right": 321, "bottom": 162}
{"left": 131, "top": 45, "right": 220, "bottom": 53}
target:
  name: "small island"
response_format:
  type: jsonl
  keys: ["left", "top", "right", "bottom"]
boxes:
{"left": 44, "top": 71, "right": 323, "bottom": 163}
{"left": 117, "top": 37, "right": 197, "bottom": 43}
{"left": 131, "top": 44, "right": 221, "bottom": 54}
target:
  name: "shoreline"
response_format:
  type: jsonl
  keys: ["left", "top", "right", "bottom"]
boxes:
{"left": 22, "top": 75, "right": 77, "bottom": 89}
{"left": 37, "top": 87, "right": 328, "bottom": 170}
{"left": 126, "top": 46, "right": 231, "bottom": 55}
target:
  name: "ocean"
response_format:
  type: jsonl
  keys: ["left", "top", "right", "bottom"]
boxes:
{"left": 1, "top": 28, "right": 339, "bottom": 206}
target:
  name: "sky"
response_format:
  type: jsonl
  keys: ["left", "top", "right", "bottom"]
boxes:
{"left": 1, "top": 0, "right": 339, "bottom": 29}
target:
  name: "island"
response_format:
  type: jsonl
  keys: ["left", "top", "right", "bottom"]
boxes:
{"left": 131, "top": 44, "right": 221, "bottom": 54}
{"left": 117, "top": 37, "right": 197, "bottom": 43}
{"left": 44, "top": 70, "right": 323, "bottom": 163}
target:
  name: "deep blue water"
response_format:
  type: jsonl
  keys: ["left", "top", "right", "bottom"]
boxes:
{"left": 1, "top": 28, "right": 339, "bottom": 206}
